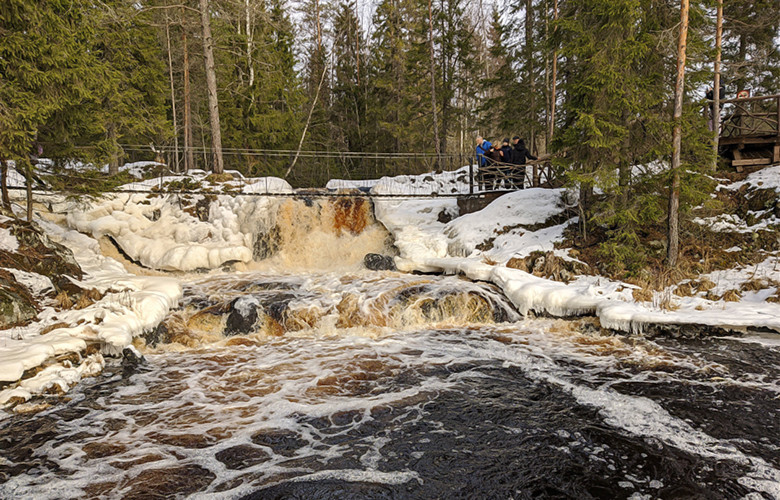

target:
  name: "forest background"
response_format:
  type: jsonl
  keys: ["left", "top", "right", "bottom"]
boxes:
{"left": 1, "top": 0, "right": 779, "bottom": 275}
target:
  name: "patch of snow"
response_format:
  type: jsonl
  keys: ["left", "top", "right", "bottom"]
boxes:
{"left": 0, "top": 227, "right": 19, "bottom": 252}
{"left": 724, "top": 165, "right": 780, "bottom": 193}
{"left": 2, "top": 268, "right": 53, "bottom": 296}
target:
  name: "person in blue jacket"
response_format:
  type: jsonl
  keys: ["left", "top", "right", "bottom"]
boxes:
{"left": 475, "top": 136, "right": 492, "bottom": 191}
{"left": 475, "top": 136, "right": 492, "bottom": 166}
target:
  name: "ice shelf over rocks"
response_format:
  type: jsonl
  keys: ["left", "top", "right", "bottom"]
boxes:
{"left": 371, "top": 169, "right": 780, "bottom": 335}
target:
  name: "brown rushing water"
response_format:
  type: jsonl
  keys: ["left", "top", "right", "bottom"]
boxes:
{"left": 1, "top": 271, "right": 780, "bottom": 499}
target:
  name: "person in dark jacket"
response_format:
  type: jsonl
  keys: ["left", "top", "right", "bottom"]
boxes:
{"left": 482, "top": 142, "right": 504, "bottom": 191}
{"left": 499, "top": 139, "right": 514, "bottom": 189}
{"left": 510, "top": 136, "right": 537, "bottom": 189}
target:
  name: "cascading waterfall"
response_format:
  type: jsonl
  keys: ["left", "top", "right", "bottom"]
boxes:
{"left": 245, "top": 196, "right": 394, "bottom": 271}
{"left": 2, "top": 194, "right": 780, "bottom": 500}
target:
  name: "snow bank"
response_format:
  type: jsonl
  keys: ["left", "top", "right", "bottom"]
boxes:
{"left": 0, "top": 218, "right": 182, "bottom": 408}
{"left": 371, "top": 166, "right": 472, "bottom": 195}
{"left": 444, "top": 188, "right": 574, "bottom": 261}
{"left": 372, "top": 169, "right": 780, "bottom": 335}
{"left": 723, "top": 165, "right": 780, "bottom": 193}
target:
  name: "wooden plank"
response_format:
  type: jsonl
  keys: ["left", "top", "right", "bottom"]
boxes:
{"left": 774, "top": 144, "right": 780, "bottom": 163}
{"left": 720, "top": 136, "right": 780, "bottom": 146}
{"left": 733, "top": 158, "right": 771, "bottom": 166}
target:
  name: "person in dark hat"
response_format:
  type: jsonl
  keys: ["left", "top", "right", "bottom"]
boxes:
{"left": 509, "top": 136, "right": 537, "bottom": 189}
{"left": 498, "top": 139, "right": 513, "bottom": 189}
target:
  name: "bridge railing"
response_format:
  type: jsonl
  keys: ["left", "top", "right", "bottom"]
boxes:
{"left": 100, "top": 144, "right": 563, "bottom": 196}
{"left": 717, "top": 94, "right": 780, "bottom": 142}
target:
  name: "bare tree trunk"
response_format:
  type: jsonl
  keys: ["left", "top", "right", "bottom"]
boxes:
{"left": 428, "top": 0, "right": 441, "bottom": 171}
{"left": 526, "top": 0, "right": 537, "bottom": 185}
{"left": 182, "top": 11, "right": 194, "bottom": 172}
{"left": 549, "top": 0, "right": 558, "bottom": 146}
{"left": 245, "top": 0, "right": 254, "bottom": 88}
{"left": 24, "top": 161, "right": 33, "bottom": 222}
{"left": 315, "top": 0, "right": 322, "bottom": 51}
{"left": 199, "top": 0, "right": 224, "bottom": 174}
{"left": 619, "top": 110, "right": 631, "bottom": 206}
{"left": 712, "top": 0, "right": 722, "bottom": 165}
{"left": 165, "top": 18, "right": 180, "bottom": 172}
{"left": 666, "top": 0, "right": 689, "bottom": 268}
{"left": 285, "top": 62, "right": 329, "bottom": 179}
{"left": 108, "top": 126, "right": 120, "bottom": 175}
{"left": 0, "top": 159, "right": 11, "bottom": 213}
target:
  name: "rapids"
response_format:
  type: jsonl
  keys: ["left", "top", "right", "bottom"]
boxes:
{"left": 1, "top": 271, "right": 780, "bottom": 499}
{"left": 2, "top": 196, "right": 780, "bottom": 499}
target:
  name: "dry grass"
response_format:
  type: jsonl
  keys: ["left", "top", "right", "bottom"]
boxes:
{"left": 692, "top": 278, "right": 716, "bottom": 292}
{"left": 721, "top": 289, "right": 742, "bottom": 302}
{"left": 40, "top": 322, "right": 70, "bottom": 335}
{"left": 656, "top": 290, "right": 679, "bottom": 311}
{"left": 205, "top": 172, "right": 235, "bottom": 183}
{"left": 673, "top": 282, "right": 695, "bottom": 297}
{"left": 505, "top": 257, "right": 528, "bottom": 272}
{"left": 632, "top": 287, "right": 654, "bottom": 302}
{"left": 741, "top": 278, "right": 769, "bottom": 292}
{"left": 54, "top": 291, "right": 73, "bottom": 310}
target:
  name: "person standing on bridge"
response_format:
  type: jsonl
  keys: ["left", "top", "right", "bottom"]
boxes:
{"left": 475, "top": 136, "right": 493, "bottom": 191}
{"left": 510, "top": 137, "right": 537, "bottom": 189}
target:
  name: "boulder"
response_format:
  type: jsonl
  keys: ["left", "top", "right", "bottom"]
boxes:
{"left": 0, "top": 221, "right": 82, "bottom": 285}
{"left": 121, "top": 346, "right": 145, "bottom": 375}
{"left": 0, "top": 270, "right": 38, "bottom": 328}
{"left": 364, "top": 253, "right": 396, "bottom": 271}
{"left": 225, "top": 296, "right": 260, "bottom": 336}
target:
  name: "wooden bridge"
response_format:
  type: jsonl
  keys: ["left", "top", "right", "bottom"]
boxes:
{"left": 717, "top": 94, "right": 780, "bottom": 169}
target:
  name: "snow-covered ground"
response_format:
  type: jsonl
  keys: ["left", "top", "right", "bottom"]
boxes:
{"left": 1, "top": 161, "right": 779, "bottom": 411}
{"left": 0, "top": 216, "right": 181, "bottom": 407}
{"left": 370, "top": 166, "right": 780, "bottom": 335}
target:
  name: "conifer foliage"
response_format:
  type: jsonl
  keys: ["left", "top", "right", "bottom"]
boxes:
{"left": 0, "top": 0, "right": 778, "bottom": 272}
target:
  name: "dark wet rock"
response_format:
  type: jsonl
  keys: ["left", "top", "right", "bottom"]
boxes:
{"left": 215, "top": 444, "right": 270, "bottom": 470}
{"left": 363, "top": 253, "right": 396, "bottom": 271}
{"left": 193, "top": 195, "right": 215, "bottom": 222}
{"left": 251, "top": 428, "right": 308, "bottom": 456}
{"left": 121, "top": 347, "right": 145, "bottom": 374}
{"left": 0, "top": 220, "right": 82, "bottom": 284}
{"left": 242, "top": 480, "right": 398, "bottom": 500}
{"left": 118, "top": 464, "right": 215, "bottom": 499}
{"left": 51, "top": 275, "right": 85, "bottom": 296}
{"left": 225, "top": 296, "right": 260, "bottom": 336}
{"left": 437, "top": 207, "right": 456, "bottom": 223}
{"left": 0, "top": 269, "right": 38, "bottom": 328}
{"left": 254, "top": 226, "right": 281, "bottom": 260}
{"left": 144, "top": 322, "right": 169, "bottom": 347}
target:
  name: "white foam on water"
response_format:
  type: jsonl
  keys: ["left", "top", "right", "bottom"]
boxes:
{"left": 3, "top": 278, "right": 780, "bottom": 498}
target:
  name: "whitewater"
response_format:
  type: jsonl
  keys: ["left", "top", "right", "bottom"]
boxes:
{"left": 1, "top": 165, "right": 779, "bottom": 498}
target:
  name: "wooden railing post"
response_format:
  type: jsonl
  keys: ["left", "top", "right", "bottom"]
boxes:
{"left": 469, "top": 160, "right": 474, "bottom": 194}
{"left": 776, "top": 96, "right": 780, "bottom": 139}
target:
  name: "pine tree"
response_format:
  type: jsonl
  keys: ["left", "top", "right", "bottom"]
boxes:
{"left": 722, "top": 0, "right": 780, "bottom": 95}
{"left": 331, "top": 1, "right": 366, "bottom": 154}
{"left": 479, "top": 19, "right": 523, "bottom": 142}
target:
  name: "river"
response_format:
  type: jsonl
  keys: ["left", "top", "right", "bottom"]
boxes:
{"left": 1, "top": 270, "right": 780, "bottom": 499}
